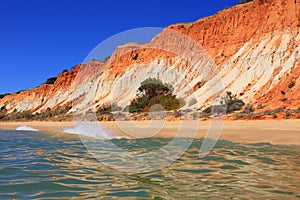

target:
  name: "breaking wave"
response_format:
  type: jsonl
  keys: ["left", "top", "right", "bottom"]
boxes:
{"left": 16, "top": 126, "right": 39, "bottom": 132}
{"left": 62, "top": 122, "right": 127, "bottom": 139}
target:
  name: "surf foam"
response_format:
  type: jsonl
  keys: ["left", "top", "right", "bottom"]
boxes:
{"left": 62, "top": 122, "right": 127, "bottom": 139}
{"left": 16, "top": 126, "right": 39, "bottom": 132}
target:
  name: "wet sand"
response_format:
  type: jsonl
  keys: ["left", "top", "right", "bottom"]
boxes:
{"left": 0, "top": 120, "right": 299, "bottom": 145}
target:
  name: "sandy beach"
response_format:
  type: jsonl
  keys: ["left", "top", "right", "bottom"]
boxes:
{"left": 0, "top": 119, "right": 299, "bottom": 145}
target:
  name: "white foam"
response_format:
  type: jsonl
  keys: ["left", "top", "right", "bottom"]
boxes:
{"left": 62, "top": 128, "right": 78, "bottom": 134}
{"left": 16, "top": 126, "right": 39, "bottom": 132}
{"left": 62, "top": 122, "right": 127, "bottom": 139}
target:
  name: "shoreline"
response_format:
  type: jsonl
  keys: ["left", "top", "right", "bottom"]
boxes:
{"left": 0, "top": 119, "right": 299, "bottom": 145}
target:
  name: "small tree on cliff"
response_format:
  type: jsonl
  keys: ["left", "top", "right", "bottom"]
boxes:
{"left": 129, "top": 78, "right": 181, "bottom": 113}
{"left": 138, "top": 78, "right": 173, "bottom": 99}
{"left": 220, "top": 91, "right": 245, "bottom": 113}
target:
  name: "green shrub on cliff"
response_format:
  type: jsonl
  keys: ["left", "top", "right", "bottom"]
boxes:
{"left": 0, "top": 93, "right": 10, "bottom": 99}
{"left": 220, "top": 91, "right": 245, "bottom": 113}
{"left": 97, "top": 104, "right": 112, "bottom": 115}
{"left": 44, "top": 77, "right": 57, "bottom": 85}
{"left": 0, "top": 106, "right": 7, "bottom": 119}
{"left": 129, "top": 78, "right": 181, "bottom": 113}
{"left": 129, "top": 97, "right": 150, "bottom": 113}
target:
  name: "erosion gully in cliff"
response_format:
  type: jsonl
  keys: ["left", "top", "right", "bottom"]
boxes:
{"left": 0, "top": 0, "right": 299, "bottom": 120}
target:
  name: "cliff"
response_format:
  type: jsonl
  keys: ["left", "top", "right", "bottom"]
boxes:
{"left": 1, "top": 0, "right": 299, "bottom": 120}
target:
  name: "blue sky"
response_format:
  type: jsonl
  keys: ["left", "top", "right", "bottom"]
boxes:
{"left": 0, "top": 0, "right": 239, "bottom": 94}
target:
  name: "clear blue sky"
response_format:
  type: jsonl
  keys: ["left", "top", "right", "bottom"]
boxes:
{"left": 0, "top": 0, "right": 239, "bottom": 94}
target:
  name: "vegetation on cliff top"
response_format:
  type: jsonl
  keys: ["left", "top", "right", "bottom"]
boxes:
{"left": 43, "top": 77, "right": 57, "bottom": 85}
{"left": 237, "top": 0, "right": 253, "bottom": 4}
{"left": 0, "top": 93, "right": 10, "bottom": 99}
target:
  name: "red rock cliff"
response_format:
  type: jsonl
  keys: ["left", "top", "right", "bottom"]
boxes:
{"left": 0, "top": 0, "right": 299, "bottom": 119}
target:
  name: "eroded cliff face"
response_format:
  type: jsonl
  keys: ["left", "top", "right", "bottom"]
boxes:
{"left": 1, "top": 0, "right": 299, "bottom": 119}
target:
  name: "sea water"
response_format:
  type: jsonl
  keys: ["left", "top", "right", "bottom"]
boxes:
{"left": 0, "top": 130, "right": 299, "bottom": 199}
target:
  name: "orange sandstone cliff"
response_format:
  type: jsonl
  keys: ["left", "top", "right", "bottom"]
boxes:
{"left": 0, "top": 0, "right": 299, "bottom": 120}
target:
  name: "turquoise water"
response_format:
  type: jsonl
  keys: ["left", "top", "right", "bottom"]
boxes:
{"left": 0, "top": 130, "right": 299, "bottom": 199}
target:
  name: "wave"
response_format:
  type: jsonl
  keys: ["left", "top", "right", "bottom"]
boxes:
{"left": 16, "top": 126, "right": 39, "bottom": 132}
{"left": 62, "top": 128, "right": 78, "bottom": 134}
{"left": 62, "top": 122, "right": 127, "bottom": 139}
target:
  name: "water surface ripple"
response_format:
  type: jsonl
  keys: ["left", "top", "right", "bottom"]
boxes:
{"left": 0, "top": 130, "right": 299, "bottom": 199}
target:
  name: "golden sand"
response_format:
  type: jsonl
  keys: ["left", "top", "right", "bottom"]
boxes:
{"left": 0, "top": 120, "right": 299, "bottom": 145}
